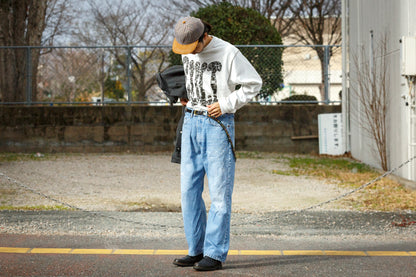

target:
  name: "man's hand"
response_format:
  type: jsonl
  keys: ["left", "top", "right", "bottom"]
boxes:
{"left": 207, "top": 102, "right": 222, "bottom": 118}
{"left": 180, "top": 98, "right": 188, "bottom": 106}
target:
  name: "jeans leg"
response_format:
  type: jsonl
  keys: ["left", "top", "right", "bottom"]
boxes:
{"left": 203, "top": 114, "right": 235, "bottom": 262}
{"left": 181, "top": 114, "right": 206, "bottom": 256}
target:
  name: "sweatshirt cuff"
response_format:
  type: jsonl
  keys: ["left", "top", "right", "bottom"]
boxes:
{"left": 218, "top": 97, "right": 233, "bottom": 114}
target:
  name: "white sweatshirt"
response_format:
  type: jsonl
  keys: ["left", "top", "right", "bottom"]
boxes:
{"left": 182, "top": 36, "right": 262, "bottom": 114}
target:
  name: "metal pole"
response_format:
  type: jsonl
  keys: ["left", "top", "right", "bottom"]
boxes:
{"left": 26, "top": 47, "right": 32, "bottom": 105}
{"left": 324, "top": 46, "right": 330, "bottom": 105}
{"left": 101, "top": 51, "right": 105, "bottom": 106}
{"left": 341, "top": 0, "right": 351, "bottom": 153}
{"left": 126, "top": 47, "right": 132, "bottom": 105}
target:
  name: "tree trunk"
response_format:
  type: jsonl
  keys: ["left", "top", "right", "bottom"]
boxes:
{"left": 0, "top": 0, "right": 47, "bottom": 103}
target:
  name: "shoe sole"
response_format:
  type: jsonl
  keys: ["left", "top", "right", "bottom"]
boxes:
{"left": 193, "top": 265, "right": 222, "bottom": 271}
{"left": 173, "top": 256, "right": 203, "bottom": 267}
{"left": 172, "top": 255, "right": 203, "bottom": 267}
{"left": 173, "top": 262, "right": 196, "bottom": 267}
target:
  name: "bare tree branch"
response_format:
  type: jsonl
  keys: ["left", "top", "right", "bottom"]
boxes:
{"left": 351, "top": 33, "right": 390, "bottom": 171}
{"left": 72, "top": 0, "right": 172, "bottom": 101}
{"left": 155, "top": 0, "right": 294, "bottom": 37}
{"left": 287, "top": 0, "right": 341, "bottom": 100}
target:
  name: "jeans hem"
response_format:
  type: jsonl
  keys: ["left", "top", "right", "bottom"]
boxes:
{"left": 204, "top": 253, "right": 227, "bottom": 263}
{"left": 188, "top": 252, "right": 203, "bottom": 257}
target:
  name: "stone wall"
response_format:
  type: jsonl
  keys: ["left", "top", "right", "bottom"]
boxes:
{"left": 0, "top": 105, "right": 341, "bottom": 154}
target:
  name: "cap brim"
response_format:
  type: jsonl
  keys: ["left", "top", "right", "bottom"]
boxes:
{"left": 172, "top": 38, "right": 199, "bottom": 55}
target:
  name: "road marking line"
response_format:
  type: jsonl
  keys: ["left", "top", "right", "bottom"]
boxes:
{"left": 0, "top": 247, "right": 31, "bottom": 253}
{"left": 71, "top": 249, "right": 113, "bottom": 255}
{"left": 366, "top": 251, "right": 411, "bottom": 256}
{"left": 30, "top": 248, "right": 72, "bottom": 254}
{"left": 0, "top": 247, "right": 414, "bottom": 257}
{"left": 154, "top": 249, "right": 188, "bottom": 255}
{"left": 113, "top": 249, "right": 155, "bottom": 255}
{"left": 282, "top": 250, "right": 325, "bottom": 256}
{"left": 324, "top": 251, "right": 367, "bottom": 256}
{"left": 239, "top": 250, "right": 282, "bottom": 256}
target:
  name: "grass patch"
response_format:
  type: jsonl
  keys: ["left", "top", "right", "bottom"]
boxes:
{"left": 287, "top": 156, "right": 372, "bottom": 177}
{"left": 273, "top": 155, "right": 416, "bottom": 212}
{"left": 236, "top": 151, "right": 264, "bottom": 159}
{"left": 0, "top": 153, "right": 54, "bottom": 162}
{"left": 123, "top": 200, "right": 181, "bottom": 212}
{"left": 0, "top": 205, "right": 73, "bottom": 211}
{"left": 271, "top": 169, "right": 295, "bottom": 176}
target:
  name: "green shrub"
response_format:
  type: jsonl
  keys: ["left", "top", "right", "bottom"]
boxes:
{"left": 281, "top": 94, "right": 318, "bottom": 103}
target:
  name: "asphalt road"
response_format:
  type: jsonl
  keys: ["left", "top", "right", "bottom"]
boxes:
{"left": 1, "top": 210, "right": 415, "bottom": 276}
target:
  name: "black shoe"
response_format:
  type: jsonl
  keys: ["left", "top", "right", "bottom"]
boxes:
{"left": 193, "top": 256, "right": 222, "bottom": 271}
{"left": 173, "top": 254, "right": 203, "bottom": 267}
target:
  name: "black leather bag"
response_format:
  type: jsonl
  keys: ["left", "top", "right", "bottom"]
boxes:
{"left": 155, "top": 65, "right": 187, "bottom": 105}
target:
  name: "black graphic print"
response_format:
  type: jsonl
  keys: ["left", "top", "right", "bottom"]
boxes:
{"left": 189, "top": 60, "right": 195, "bottom": 101}
{"left": 207, "top": 61, "right": 222, "bottom": 105}
{"left": 183, "top": 58, "right": 222, "bottom": 107}
{"left": 195, "top": 62, "right": 201, "bottom": 99}
{"left": 183, "top": 57, "right": 192, "bottom": 101}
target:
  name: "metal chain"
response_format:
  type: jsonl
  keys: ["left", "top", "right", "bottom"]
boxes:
{"left": 237, "top": 154, "right": 416, "bottom": 226}
{"left": 1, "top": 154, "right": 415, "bottom": 228}
{"left": 0, "top": 173, "right": 168, "bottom": 228}
{"left": 297, "top": 154, "right": 416, "bottom": 212}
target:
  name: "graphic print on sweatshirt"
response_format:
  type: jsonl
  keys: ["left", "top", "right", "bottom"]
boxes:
{"left": 183, "top": 56, "right": 222, "bottom": 107}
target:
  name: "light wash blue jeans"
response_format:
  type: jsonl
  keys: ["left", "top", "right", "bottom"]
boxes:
{"left": 180, "top": 111, "right": 235, "bottom": 262}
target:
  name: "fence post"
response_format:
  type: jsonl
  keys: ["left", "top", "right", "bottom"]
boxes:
{"left": 26, "top": 47, "right": 32, "bottom": 105}
{"left": 324, "top": 45, "right": 330, "bottom": 105}
{"left": 126, "top": 47, "right": 132, "bottom": 105}
{"left": 100, "top": 50, "right": 105, "bottom": 105}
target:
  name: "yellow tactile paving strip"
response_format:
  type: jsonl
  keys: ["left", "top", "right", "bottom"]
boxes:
{"left": 0, "top": 247, "right": 415, "bottom": 256}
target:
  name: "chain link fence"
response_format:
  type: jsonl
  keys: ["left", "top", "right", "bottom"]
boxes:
{"left": 0, "top": 45, "right": 341, "bottom": 105}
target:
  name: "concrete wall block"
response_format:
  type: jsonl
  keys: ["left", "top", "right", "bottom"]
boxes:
{"left": 65, "top": 126, "right": 104, "bottom": 143}
{"left": 130, "top": 125, "right": 146, "bottom": 137}
{"left": 0, "top": 126, "right": 25, "bottom": 140}
{"left": 0, "top": 105, "right": 340, "bottom": 153}
{"left": 106, "top": 126, "right": 128, "bottom": 143}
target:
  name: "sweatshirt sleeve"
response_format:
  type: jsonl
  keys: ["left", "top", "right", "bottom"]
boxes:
{"left": 218, "top": 51, "right": 262, "bottom": 114}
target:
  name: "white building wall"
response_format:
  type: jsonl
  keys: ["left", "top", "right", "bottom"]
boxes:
{"left": 347, "top": 0, "right": 416, "bottom": 180}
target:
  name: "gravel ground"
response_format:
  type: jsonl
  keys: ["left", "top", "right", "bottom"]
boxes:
{"left": 0, "top": 153, "right": 350, "bottom": 213}
{"left": 1, "top": 153, "right": 415, "bottom": 240}
{"left": 1, "top": 210, "right": 415, "bottom": 240}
